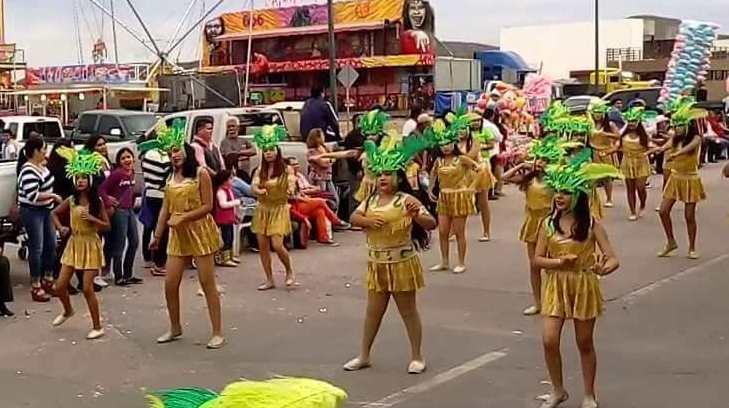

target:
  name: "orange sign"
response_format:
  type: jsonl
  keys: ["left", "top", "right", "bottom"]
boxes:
{"left": 217, "top": 0, "right": 404, "bottom": 36}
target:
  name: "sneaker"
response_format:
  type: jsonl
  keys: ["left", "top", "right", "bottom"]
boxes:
{"left": 333, "top": 221, "right": 352, "bottom": 231}
{"left": 126, "top": 277, "right": 144, "bottom": 285}
{"left": 115, "top": 278, "right": 130, "bottom": 287}
{"left": 93, "top": 276, "right": 109, "bottom": 288}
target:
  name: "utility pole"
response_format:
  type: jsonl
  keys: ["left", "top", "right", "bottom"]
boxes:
{"left": 327, "top": 0, "right": 338, "bottom": 112}
{"left": 110, "top": 0, "right": 120, "bottom": 66}
{"left": 594, "top": 0, "right": 600, "bottom": 93}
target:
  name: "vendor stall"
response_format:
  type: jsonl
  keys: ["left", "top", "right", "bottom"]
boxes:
{"left": 199, "top": 0, "right": 436, "bottom": 110}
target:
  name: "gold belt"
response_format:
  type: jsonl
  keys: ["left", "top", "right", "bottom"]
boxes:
{"left": 368, "top": 245, "right": 417, "bottom": 264}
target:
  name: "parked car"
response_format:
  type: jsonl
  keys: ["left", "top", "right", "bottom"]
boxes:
{"left": 564, "top": 96, "right": 601, "bottom": 114}
{"left": 603, "top": 88, "right": 661, "bottom": 111}
{"left": 0, "top": 116, "right": 66, "bottom": 220}
{"left": 159, "top": 107, "right": 316, "bottom": 174}
{"left": 72, "top": 110, "right": 162, "bottom": 158}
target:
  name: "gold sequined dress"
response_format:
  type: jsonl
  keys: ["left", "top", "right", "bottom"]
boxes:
{"left": 590, "top": 129, "right": 618, "bottom": 167}
{"left": 541, "top": 230, "right": 603, "bottom": 320}
{"left": 165, "top": 173, "right": 222, "bottom": 257}
{"left": 620, "top": 135, "right": 651, "bottom": 179}
{"left": 436, "top": 157, "right": 476, "bottom": 217}
{"left": 358, "top": 193, "right": 424, "bottom": 293}
{"left": 663, "top": 145, "right": 706, "bottom": 203}
{"left": 251, "top": 173, "right": 292, "bottom": 237}
{"left": 519, "top": 179, "right": 553, "bottom": 243}
{"left": 60, "top": 203, "right": 105, "bottom": 270}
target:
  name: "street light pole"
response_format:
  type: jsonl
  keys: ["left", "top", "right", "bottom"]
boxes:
{"left": 327, "top": 0, "right": 338, "bottom": 112}
{"left": 594, "top": 0, "right": 600, "bottom": 92}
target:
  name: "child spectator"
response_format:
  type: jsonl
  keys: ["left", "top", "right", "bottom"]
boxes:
{"left": 213, "top": 170, "right": 241, "bottom": 267}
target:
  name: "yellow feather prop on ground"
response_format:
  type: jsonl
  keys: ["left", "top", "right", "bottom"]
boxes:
{"left": 146, "top": 377, "right": 348, "bottom": 408}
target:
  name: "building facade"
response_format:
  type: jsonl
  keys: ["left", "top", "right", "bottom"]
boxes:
{"left": 199, "top": 0, "right": 436, "bottom": 111}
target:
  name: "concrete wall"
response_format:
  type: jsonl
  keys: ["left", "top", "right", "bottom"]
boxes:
{"left": 500, "top": 19, "right": 645, "bottom": 79}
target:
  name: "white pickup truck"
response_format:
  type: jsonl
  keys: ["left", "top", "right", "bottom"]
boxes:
{"left": 0, "top": 116, "right": 66, "bottom": 219}
{"left": 160, "top": 107, "right": 313, "bottom": 174}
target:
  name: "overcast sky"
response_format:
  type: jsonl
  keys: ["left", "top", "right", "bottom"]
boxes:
{"left": 6, "top": 0, "right": 729, "bottom": 66}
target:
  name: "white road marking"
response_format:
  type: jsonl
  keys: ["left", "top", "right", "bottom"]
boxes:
{"left": 618, "top": 253, "right": 729, "bottom": 303}
{"left": 360, "top": 349, "right": 509, "bottom": 408}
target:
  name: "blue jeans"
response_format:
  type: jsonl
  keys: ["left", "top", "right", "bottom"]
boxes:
{"left": 232, "top": 177, "right": 257, "bottom": 206}
{"left": 20, "top": 206, "right": 56, "bottom": 282}
{"left": 109, "top": 209, "right": 139, "bottom": 281}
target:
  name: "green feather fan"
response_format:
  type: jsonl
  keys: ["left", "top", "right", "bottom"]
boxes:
{"left": 146, "top": 387, "right": 219, "bottom": 408}
{"left": 146, "top": 378, "right": 347, "bottom": 408}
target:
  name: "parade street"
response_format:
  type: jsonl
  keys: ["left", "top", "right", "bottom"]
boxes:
{"left": 2, "top": 164, "right": 728, "bottom": 408}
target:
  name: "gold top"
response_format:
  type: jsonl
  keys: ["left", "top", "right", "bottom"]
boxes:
{"left": 590, "top": 130, "right": 615, "bottom": 151}
{"left": 70, "top": 202, "right": 98, "bottom": 236}
{"left": 358, "top": 193, "right": 414, "bottom": 250}
{"left": 621, "top": 134, "right": 648, "bottom": 159}
{"left": 669, "top": 144, "right": 700, "bottom": 177}
{"left": 546, "top": 230, "right": 597, "bottom": 273}
{"left": 437, "top": 157, "right": 472, "bottom": 191}
{"left": 254, "top": 173, "right": 291, "bottom": 207}
{"left": 525, "top": 179, "right": 553, "bottom": 212}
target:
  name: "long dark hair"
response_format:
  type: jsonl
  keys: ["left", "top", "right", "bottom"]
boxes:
{"left": 175, "top": 143, "right": 199, "bottom": 179}
{"left": 84, "top": 135, "right": 107, "bottom": 156}
{"left": 593, "top": 113, "right": 612, "bottom": 132}
{"left": 114, "top": 147, "right": 134, "bottom": 169}
{"left": 260, "top": 147, "right": 286, "bottom": 182}
{"left": 364, "top": 170, "right": 430, "bottom": 250}
{"left": 72, "top": 176, "right": 103, "bottom": 218}
{"left": 673, "top": 120, "right": 701, "bottom": 148}
{"left": 548, "top": 192, "right": 592, "bottom": 242}
{"left": 620, "top": 123, "right": 650, "bottom": 149}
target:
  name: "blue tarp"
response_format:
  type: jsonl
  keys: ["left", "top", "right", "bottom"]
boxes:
{"left": 474, "top": 51, "right": 533, "bottom": 71}
{"left": 434, "top": 91, "right": 484, "bottom": 116}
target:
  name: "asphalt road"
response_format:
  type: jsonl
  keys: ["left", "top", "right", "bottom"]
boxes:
{"left": 1, "top": 164, "right": 728, "bottom": 408}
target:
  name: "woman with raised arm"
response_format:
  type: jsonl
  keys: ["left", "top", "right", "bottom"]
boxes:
{"left": 655, "top": 98, "right": 707, "bottom": 259}
{"left": 343, "top": 132, "right": 436, "bottom": 374}
{"left": 533, "top": 157, "right": 621, "bottom": 408}
{"left": 503, "top": 136, "right": 566, "bottom": 316}
{"left": 50, "top": 149, "right": 109, "bottom": 340}
{"left": 143, "top": 121, "right": 225, "bottom": 350}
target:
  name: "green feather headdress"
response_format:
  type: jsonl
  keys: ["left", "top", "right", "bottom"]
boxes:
{"left": 562, "top": 115, "right": 594, "bottom": 138}
{"left": 668, "top": 96, "right": 707, "bottom": 127}
{"left": 588, "top": 100, "right": 611, "bottom": 115}
{"left": 544, "top": 148, "right": 623, "bottom": 195}
{"left": 445, "top": 107, "right": 478, "bottom": 134}
{"left": 364, "top": 130, "right": 431, "bottom": 174}
{"left": 527, "top": 135, "right": 574, "bottom": 164}
{"left": 138, "top": 119, "right": 186, "bottom": 155}
{"left": 540, "top": 101, "right": 571, "bottom": 134}
{"left": 423, "top": 118, "right": 459, "bottom": 147}
{"left": 146, "top": 377, "right": 348, "bottom": 408}
{"left": 56, "top": 147, "right": 106, "bottom": 179}
{"left": 359, "top": 109, "right": 390, "bottom": 136}
{"left": 253, "top": 124, "right": 288, "bottom": 151}
{"left": 623, "top": 107, "right": 657, "bottom": 123}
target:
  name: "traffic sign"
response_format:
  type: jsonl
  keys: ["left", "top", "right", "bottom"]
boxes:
{"left": 337, "top": 65, "right": 359, "bottom": 89}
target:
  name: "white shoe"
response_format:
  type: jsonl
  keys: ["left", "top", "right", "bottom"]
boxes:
{"left": 156, "top": 331, "right": 182, "bottom": 344}
{"left": 538, "top": 392, "right": 569, "bottom": 408}
{"left": 604, "top": 202, "right": 614, "bottom": 208}
{"left": 581, "top": 396, "right": 598, "bottom": 408}
{"left": 453, "top": 265, "right": 467, "bottom": 274}
{"left": 93, "top": 276, "right": 109, "bottom": 288}
{"left": 522, "top": 305, "right": 540, "bottom": 316}
{"left": 52, "top": 311, "right": 74, "bottom": 327}
{"left": 343, "top": 357, "right": 371, "bottom": 371}
{"left": 407, "top": 360, "right": 426, "bottom": 374}
{"left": 206, "top": 335, "right": 226, "bottom": 349}
{"left": 86, "top": 329, "right": 105, "bottom": 340}
{"left": 428, "top": 264, "right": 449, "bottom": 272}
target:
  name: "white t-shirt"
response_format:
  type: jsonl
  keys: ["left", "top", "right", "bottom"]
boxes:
{"left": 3, "top": 140, "right": 19, "bottom": 160}
{"left": 483, "top": 120, "right": 503, "bottom": 157}
{"left": 402, "top": 119, "right": 418, "bottom": 137}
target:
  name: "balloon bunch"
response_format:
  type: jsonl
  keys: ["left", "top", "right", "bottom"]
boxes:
{"left": 659, "top": 20, "right": 720, "bottom": 104}
{"left": 476, "top": 81, "right": 535, "bottom": 130}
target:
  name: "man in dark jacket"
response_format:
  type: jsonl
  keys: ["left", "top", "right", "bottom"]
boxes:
{"left": 300, "top": 86, "right": 341, "bottom": 142}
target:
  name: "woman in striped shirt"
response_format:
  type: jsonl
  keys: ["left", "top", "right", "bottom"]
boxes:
{"left": 17, "top": 136, "right": 62, "bottom": 302}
